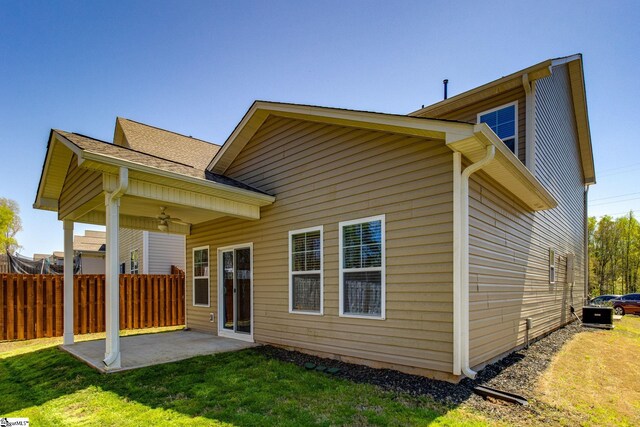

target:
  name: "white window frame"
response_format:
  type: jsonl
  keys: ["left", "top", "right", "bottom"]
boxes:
{"left": 193, "top": 245, "right": 210, "bottom": 307}
{"left": 549, "top": 248, "right": 556, "bottom": 284}
{"left": 288, "top": 226, "right": 324, "bottom": 315}
{"left": 130, "top": 249, "right": 139, "bottom": 274}
{"left": 477, "top": 101, "right": 518, "bottom": 155}
{"left": 339, "top": 214, "right": 386, "bottom": 320}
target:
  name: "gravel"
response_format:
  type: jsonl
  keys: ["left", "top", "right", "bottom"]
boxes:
{"left": 255, "top": 320, "right": 591, "bottom": 424}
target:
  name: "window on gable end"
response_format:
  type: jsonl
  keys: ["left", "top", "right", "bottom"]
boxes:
{"left": 478, "top": 102, "right": 518, "bottom": 154}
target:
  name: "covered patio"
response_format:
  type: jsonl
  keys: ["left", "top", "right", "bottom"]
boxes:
{"left": 61, "top": 329, "right": 256, "bottom": 373}
{"left": 34, "top": 128, "right": 274, "bottom": 371}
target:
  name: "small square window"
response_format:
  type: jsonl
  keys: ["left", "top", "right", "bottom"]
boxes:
{"left": 478, "top": 102, "right": 518, "bottom": 154}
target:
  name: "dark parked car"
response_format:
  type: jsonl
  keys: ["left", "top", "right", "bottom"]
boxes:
{"left": 589, "top": 294, "right": 621, "bottom": 307}
{"left": 611, "top": 293, "right": 640, "bottom": 315}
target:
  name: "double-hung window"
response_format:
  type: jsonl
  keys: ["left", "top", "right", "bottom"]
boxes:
{"left": 478, "top": 101, "right": 518, "bottom": 154}
{"left": 193, "top": 246, "right": 210, "bottom": 307}
{"left": 130, "top": 249, "right": 139, "bottom": 274}
{"left": 289, "top": 226, "right": 323, "bottom": 314}
{"left": 339, "top": 215, "right": 385, "bottom": 319}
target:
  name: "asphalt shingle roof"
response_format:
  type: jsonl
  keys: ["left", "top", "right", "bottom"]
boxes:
{"left": 55, "top": 130, "right": 269, "bottom": 195}
{"left": 116, "top": 118, "right": 220, "bottom": 170}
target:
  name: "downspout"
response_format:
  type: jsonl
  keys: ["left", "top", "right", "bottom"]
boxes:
{"left": 103, "top": 167, "right": 128, "bottom": 367}
{"left": 110, "top": 167, "right": 129, "bottom": 201}
{"left": 523, "top": 73, "right": 536, "bottom": 172}
{"left": 453, "top": 145, "right": 495, "bottom": 379}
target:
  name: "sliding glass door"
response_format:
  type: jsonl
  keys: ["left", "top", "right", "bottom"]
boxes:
{"left": 219, "top": 244, "right": 252, "bottom": 340}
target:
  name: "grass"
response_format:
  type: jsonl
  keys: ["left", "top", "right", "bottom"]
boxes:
{"left": 0, "top": 331, "right": 490, "bottom": 426}
{"left": 536, "top": 315, "right": 640, "bottom": 427}
{"left": 2, "top": 318, "right": 637, "bottom": 426}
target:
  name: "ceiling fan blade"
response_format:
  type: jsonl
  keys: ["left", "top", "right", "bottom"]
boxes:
{"left": 171, "top": 218, "right": 190, "bottom": 226}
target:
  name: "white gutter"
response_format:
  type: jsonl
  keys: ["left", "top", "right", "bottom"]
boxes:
{"left": 453, "top": 145, "right": 495, "bottom": 379}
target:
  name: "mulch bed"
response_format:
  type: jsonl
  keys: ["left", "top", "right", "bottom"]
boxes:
{"left": 255, "top": 320, "right": 592, "bottom": 424}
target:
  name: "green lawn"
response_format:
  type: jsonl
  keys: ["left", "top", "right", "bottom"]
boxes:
{"left": 0, "top": 333, "right": 490, "bottom": 426}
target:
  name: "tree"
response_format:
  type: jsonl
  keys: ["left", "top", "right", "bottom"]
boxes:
{"left": 0, "top": 197, "right": 22, "bottom": 254}
{"left": 589, "top": 211, "right": 640, "bottom": 296}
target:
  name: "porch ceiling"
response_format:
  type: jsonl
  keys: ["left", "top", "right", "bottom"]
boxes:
{"left": 72, "top": 193, "right": 226, "bottom": 235}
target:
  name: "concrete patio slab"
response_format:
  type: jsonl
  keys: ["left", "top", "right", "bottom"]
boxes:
{"left": 60, "top": 330, "right": 257, "bottom": 373}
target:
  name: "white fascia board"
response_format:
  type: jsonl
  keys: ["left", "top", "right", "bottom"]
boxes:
{"left": 34, "top": 133, "right": 80, "bottom": 211}
{"left": 551, "top": 54, "right": 582, "bottom": 67}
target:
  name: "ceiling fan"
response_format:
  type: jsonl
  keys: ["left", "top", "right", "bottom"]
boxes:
{"left": 156, "top": 207, "right": 189, "bottom": 232}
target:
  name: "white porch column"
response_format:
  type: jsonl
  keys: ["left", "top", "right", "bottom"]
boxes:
{"left": 63, "top": 220, "right": 74, "bottom": 345}
{"left": 104, "top": 194, "right": 121, "bottom": 369}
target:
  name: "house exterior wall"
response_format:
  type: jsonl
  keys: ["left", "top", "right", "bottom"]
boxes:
{"left": 59, "top": 155, "right": 102, "bottom": 220}
{"left": 466, "top": 63, "right": 586, "bottom": 367}
{"left": 147, "top": 232, "right": 185, "bottom": 274}
{"left": 118, "top": 228, "right": 144, "bottom": 273}
{"left": 79, "top": 254, "right": 106, "bottom": 274}
{"left": 186, "top": 116, "right": 456, "bottom": 378}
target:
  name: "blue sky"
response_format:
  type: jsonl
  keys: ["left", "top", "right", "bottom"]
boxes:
{"left": 1, "top": 0, "right": 639, "bottom": 257}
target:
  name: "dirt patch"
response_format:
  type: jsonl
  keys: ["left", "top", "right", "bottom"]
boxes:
{"left": 537, "top": 317, "right": 640, "bottom": 426}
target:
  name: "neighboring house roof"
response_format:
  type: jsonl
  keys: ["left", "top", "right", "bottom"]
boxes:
{"left": 74, "top": 230, "right": 106, "bottom": 252}
{"left": 410, "top": 54, "right": 595, "bottom": 185}
{"left": 114, "top": 117, "right": 220, "bottom": 170}
{"left": 207, "top": 100, "right": 557, "bottom": 211}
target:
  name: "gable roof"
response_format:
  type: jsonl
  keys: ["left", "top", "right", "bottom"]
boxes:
{"left": 61, "top": 130, "right": 268, "bottom": 194}
{"left": 73, "top": 230, "right": 106, "bottom": 252}
{"left": 410, "top": 54, "right": 595, "bottom": 184}
{"left": 33, "top": 129, "right": 273, "bottom": 212}
{"left": 206, "top": 101, "right": 556, "bottom": 211}
{"left": 207, "top": 101, "right": 473, "bottom": 174}
{"left": 114, "top": 117, "right": 220, "bottom": 170}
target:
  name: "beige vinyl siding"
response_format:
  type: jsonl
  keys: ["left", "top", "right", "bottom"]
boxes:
{"left": 187, "top": 116, "right": 456, "bottom": 376}
{"left": 147, "top": 232, "right": 185, "bottom": 274}
{"left": 119, "top": 229, "right": 144, "bottom": 273}
{"left": 417, "top": 88, "right": 527, "bottom": 165}
{"left": 58, "top": 155, "right": 103, "bottom": 220}
{"left": 467, "top": 63, "right": 585, "bottom": 367}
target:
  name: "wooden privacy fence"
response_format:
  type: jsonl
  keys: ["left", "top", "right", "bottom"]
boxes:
{"left": 0, "top": 273, "right": 185, "bottom": 341}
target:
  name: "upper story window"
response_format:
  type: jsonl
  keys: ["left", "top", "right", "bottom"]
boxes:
{"left": 478, "top": 101, "right": 518, "bottom": 154}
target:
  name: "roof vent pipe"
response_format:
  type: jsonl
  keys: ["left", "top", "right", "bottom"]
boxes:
{"left": 443, "top": 79, "right": 449, "bottom": 100}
